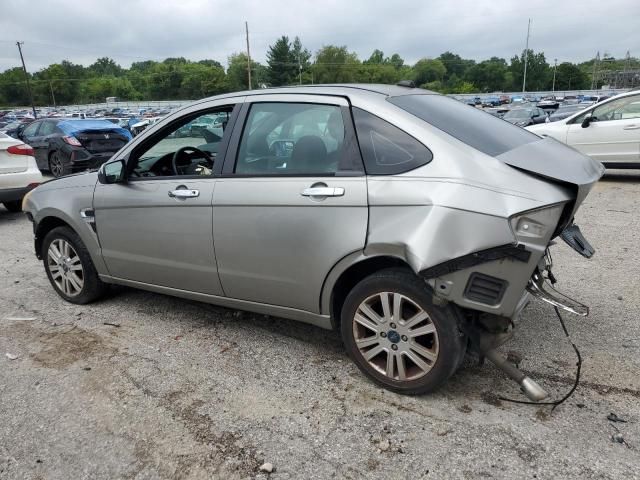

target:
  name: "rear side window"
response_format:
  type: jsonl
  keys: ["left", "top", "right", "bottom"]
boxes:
{"left": 388, "top": 94, "right": 538, "bottom": 157}
{"left": 352, "top": 107, "right": 432, "bottom": 175}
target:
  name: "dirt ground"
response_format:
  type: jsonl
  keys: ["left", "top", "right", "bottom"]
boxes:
{"left": 1, "top": 172, "right": 639, "bottom": 479}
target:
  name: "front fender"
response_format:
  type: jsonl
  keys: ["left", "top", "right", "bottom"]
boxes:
{"left": 24, "top": 183, "right": 108, "bottom": 276}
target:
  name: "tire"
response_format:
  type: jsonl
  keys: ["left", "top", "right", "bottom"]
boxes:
{"left": 341, "top": 268, "right": 465, "bottom": 395}
{"left": 49, "top": 151, "right": 71, "bottom": 178}
{"left": 2, "top": 200, "right": 22, "bottom": 212}
{"left": 42, "top": 226, "right": 108, "bottom": 304}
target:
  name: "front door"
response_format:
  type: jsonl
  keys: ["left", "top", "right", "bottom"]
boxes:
{"left": 213, "top": 95, "right": 369, "bottom": 313}
{"left": 567, "top": 93, "right": 640, "bottom": 164}
{"left": 93, "top": 102, "right": 240, "bottom": 295}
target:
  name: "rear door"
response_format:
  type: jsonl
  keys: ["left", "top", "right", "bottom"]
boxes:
{"left": 567, "top": 93, "right": 640, "bottom": 164}
{"left": 213, "top": 94, "right": 368, "bottom": 313}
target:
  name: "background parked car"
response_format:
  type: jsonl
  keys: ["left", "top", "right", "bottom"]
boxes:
{"left": 18, "top": 119, "right": 132, "bottom": 177}
{"left": 502, "top": 107, "right": 548, "bottom": 127}
{"left": 528, "top": 90, "right": 640, "bottom": 168}
{"left": 2, "top": 120, "right": 33, "bottom": 139}
{"left": 0, "top": 132, "right": 42, "bottom": 212}
{"left": 546, "top": 104, "right": 588, "bottom": 122}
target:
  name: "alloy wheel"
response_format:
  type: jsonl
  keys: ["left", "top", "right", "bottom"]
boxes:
{"left": 47, "top": 238, "right": 84, "bottom": 297}
{"left": 353, "top": 292, "right": 439, "bottom": 381}
{"left": 50, "top": 153, "right": 64, "bottom": 177}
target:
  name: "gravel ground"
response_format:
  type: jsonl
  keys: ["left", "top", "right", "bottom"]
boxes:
{"left": 1, "top": 172, "right": 639, "bottom": 480}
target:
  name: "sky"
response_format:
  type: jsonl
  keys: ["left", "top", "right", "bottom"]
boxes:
{"left": 0, "top": 0, "right": 638, "bottom": 73}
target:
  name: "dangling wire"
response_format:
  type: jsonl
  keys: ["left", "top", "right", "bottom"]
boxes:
{"left": 499, "top": 306, "right": 582, "bottom": 411}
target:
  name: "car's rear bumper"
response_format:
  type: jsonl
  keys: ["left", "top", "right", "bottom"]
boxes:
{"left": 0, "top": 184, "right": 36, "bottom": 202}
{"left": 67, "top": 147, "right": 117, "bottom": 172}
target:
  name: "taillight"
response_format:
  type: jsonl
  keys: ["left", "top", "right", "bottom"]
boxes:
{"left": 63, "top": 136, "right": 82, "bottom": 146}
{"left": 7, "top": 144, "right": 34, "bottom": 156}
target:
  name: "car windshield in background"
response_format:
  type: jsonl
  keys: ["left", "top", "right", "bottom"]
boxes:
{"left": 388, "top": 94, "right": 538, "bottom": 157}
{"left": 503, "top": 109, "right": 532, "bottom": 120}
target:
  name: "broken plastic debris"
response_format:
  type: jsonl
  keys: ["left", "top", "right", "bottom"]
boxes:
{"left": 607, "top": 413, "right": 628, "bottom": 423}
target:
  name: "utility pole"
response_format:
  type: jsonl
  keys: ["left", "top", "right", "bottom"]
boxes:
{"left": 298, "top": 54, "right": 302, "bottom": 85}
{"left": 591, "top": 51, "right": 600, "bottom": 90}
{"left": 49, "top": 80, "right": 56, "bottom": 108}
{"left": 552, "top": 58, "right": 557, "bottom": 92}
{"left": 245, "top": 21, "right": 252, "bottom": 90}
{"left": 16, "top": 41, "right": 37, "bottom": 118}
{"left": 522, "top": 18, "right": 531, "bottom": 93}
{"left": 623, "top": 50, "right": 630, "bottom": 88}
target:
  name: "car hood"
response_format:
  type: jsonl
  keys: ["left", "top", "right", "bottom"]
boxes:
{"left": 496, "top": 136, "right": 605, "bottom": 216}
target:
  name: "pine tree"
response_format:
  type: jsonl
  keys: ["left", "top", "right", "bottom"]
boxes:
{"left": 266, "top": 36, "right": 296, "bottom": 86}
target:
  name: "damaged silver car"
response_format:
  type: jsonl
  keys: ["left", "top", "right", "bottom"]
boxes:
{"left": 22, "top": 84, "right": 604, "bottom": 398}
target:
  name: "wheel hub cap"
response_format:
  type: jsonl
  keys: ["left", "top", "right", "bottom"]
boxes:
{"left": 46, "top": 238, "right": 84, "bottom": 297}
{"left": 353, "top": 292, "right": 439, "bottom": 381}
{"left": 387, "top": 330, "right": 401, "bottom": 343}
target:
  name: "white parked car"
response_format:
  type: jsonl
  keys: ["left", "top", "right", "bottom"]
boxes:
{"left": 527, "top": 90, "right": 640, "bottom": 168}
{"left": 0, "top": 132, "right": 43, "bottom": 212}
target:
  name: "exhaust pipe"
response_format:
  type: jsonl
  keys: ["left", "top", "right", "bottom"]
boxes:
{"left": 483, "top": 348, "right": 549, "bottom": 402}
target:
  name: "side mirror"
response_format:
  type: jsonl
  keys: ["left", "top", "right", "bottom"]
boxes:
{"left": 581, "top": 114, "right": 594, "bottom": 128}
{"left": 98, "top": 160, "right": 126, "bottom": 184}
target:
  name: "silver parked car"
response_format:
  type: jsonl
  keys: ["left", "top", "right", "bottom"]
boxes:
{"left": 22, "top": 84, "right": 604, "bottom": 398}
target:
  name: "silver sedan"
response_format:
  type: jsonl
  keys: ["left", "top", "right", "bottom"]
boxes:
{"left": 22, "top": 84, "right": 604, "bottom": 398}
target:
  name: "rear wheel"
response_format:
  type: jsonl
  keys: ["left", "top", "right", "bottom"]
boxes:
{"left": 341, "top": 268, "right": 465, "bottom": 395}
{"left": 42, "top": 226, "right": 108, "bottom": 304}
{"left": 49, "top": 151, "right": 70, "bottom": 178}
{"left": 2, "top": 200, "right": 21, "bottom": 212}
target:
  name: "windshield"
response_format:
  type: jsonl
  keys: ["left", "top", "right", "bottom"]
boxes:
{"left": 503, "top": 109, "right": 531, "bottom": 120}
{"left": 388, "top": 94, "right": 538, "bottom": 157}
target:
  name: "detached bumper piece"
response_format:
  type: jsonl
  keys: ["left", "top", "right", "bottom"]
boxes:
{"left": 527, "top": 272, "right": 588, "bottom": 316}
{"left": 561, "top": 224, "right": 595, "bottom": 258}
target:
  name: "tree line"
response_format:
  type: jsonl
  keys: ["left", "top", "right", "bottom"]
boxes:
{"left": 1, "top": 35, "right": 637, "bottom": 107}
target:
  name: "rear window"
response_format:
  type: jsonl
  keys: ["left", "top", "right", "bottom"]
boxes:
{"left": 352, "top": 107, "right": 432, "bottom": 175}
{"left": 388, "top": 94, "right": 539, "bottom": 157}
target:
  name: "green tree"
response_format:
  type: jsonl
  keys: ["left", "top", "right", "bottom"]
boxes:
{"left": 510, "top": 49, "right": 550, "bottom": 91}
{"left": 291, "top": 36, "right": 312, "bottom": 84}
{"left": 438, "top": 51, "right": 475, "bottom": 82}
{"left": 88, "top": 57, "right": 123, "bottom": 77}
{"left": 227, "top": 53, "right": 265, "bottom": 91}
{"left": 266, "top": 36, "right": 296, "bottom": 86}
{"left": 312, "top": 46, "right": 360, "bottom": 83}
{"left": 464, "top": 57, "right": 508, "bottom": 92}
{"left": 554, "top": 62, "right": 589, "bottom": 90}
{"left": 412, "top": 58, "right": 446, "bottom": 87}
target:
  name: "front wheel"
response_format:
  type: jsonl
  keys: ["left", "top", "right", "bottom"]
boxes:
{"left": 341, "top": 269, "right": 465, "bottom": 395}
{"left": 42, "top": 226, "right": 108, "bottom": 304}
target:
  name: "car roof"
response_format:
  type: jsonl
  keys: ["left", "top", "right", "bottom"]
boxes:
{"left": 196, "top": 84, "right": 437, "bottom": 104}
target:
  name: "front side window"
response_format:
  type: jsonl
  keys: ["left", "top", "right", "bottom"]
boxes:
{"left": 129, "top": 108, "right": 233, "bottom": 178}
{"left": 573, "top": 94, "right": 640, "bottom": 124}
{"left": 352, "top": 107, "right": 432, "bottom": 175}
{"left": 235, "top": 103, "right": 346, "bottom": 175}
{"left": 22, "top": 122, "right": 40, "bottom": 137}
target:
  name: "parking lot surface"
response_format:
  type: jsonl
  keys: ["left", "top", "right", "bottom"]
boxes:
{"left": 1, "top": 173, "right": 639, "bottom": 480}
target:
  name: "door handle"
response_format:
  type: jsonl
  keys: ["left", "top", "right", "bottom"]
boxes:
{"left": 623, "top": 124, "right": 640, "bottom": 130}
{"left": 301, "top": 187, "right": 345, "bottom": 197}
{"left": 168, "top": 189, "right": 199, "bottom": 198}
